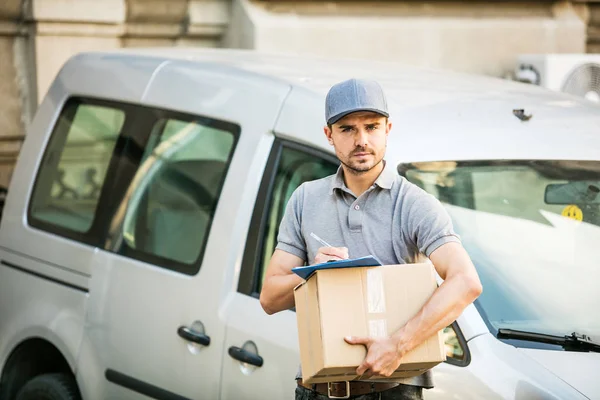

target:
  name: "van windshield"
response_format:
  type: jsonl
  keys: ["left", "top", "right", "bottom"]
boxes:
{"left": 400, "top": 160, "right": 600, "bottom": 344}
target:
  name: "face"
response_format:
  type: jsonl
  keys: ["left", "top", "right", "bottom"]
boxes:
{"left": 324, "top": 111, "right": 391, "bottom": 174}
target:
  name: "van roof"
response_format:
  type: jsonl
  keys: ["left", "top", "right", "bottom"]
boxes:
{"left": 74, "top": 48, "right": 600, "bottom": 163}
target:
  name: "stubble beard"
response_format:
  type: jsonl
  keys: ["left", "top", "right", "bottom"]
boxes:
{"left": 340, "top": 152, "right": 383, "bottom": 176}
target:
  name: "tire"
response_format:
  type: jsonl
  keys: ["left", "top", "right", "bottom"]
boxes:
{"left": 15, "top": 373, "right": 81, "bottom": 400}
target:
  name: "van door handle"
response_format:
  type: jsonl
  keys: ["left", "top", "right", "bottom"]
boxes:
{"left": 228, "top": 346, "right": 264, "bottom": 367}
{"left": 177, "top": 326, "right": 210, "bottom": 346}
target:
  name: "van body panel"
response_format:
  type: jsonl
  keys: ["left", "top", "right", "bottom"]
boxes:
{"left": 423, "top": 360, "right": 501, "bottom": 400}
{"left": 271, "top": 59, "right": 600, "bottom": 166}
{"left": 220, "top": 296, "right": 299, "bottom": 399}
{"left": 53, "top": 53, "right": 163, "bottom": 105}
{"left": 425, "top": 333, "right": 592, "bottom": 400}
{"left": 74, "top": 60, "right": 291, "bottom": 399}
{"left": 452, "top": 304, "right": 488, "bottom": 342}
{"left": 217, "top": 131, "right": 299, "bottom": 399}
{"left": 273, "top": 85, "right": 329, "bottom": 153}
{"left": 0, "top": 248, "right": 90, "bottom": 291}
{"left": 0, "top": 254, "right": 86, "bottom": 373}
{"left": 517, "top": 347, "right": 600, "bottom": 400}
{"left": 448, "top": 333, "right": 586, "bottom": 400}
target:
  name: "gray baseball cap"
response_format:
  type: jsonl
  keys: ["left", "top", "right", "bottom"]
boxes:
{"left": 325, "top": 78, "right": 389, "bottom": 125}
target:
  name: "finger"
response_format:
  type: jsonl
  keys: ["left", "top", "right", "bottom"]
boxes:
{"left": 314, "top": 254, "right": 343, "bottom": 264}
{"left": 315, "top": 248, "right": 343, "bottom": 258}
{"left": 381, "top": 369, "right": 394, "bottom": 377}
{"left": 340, "top": 247, "right": 349, "bottom": 258}
{"left": 372, "top": 363, "right": 387, "bottom": 377}
{"left": 344, "top": 336, "right": 372, "bottom": 346}
{"left": 377, "top": 360, "right": 400, "bottom": 378}
{"left": 356, "top": 361, "right": 370, "bottom": 376}
{"left": 317, "top": 246, "right": 330, "bottom": 253}
{"left": 375, "top": 365, "right": 393, "bottom": 378}
{"left": 320, "top": 247, "right": 348, "bottom": 259}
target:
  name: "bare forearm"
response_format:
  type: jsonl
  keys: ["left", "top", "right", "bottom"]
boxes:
{"left": 260, "top": 273, "right": 303, "bottom": 315}
{"left": 392, "top": 272, "right": 482, "bottom": 354}
{"left": 260, "top": 247, "right": 347, "bottom": 315}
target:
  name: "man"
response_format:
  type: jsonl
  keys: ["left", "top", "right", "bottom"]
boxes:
{"left": 260, "top": 78, "right": 482, "bottom": 400}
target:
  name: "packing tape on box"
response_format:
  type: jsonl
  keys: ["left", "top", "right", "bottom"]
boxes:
{"left": 366, "top": 268, "right": 386, "bottom": 313}
{"left": 368, "top": 319, "right": 388, "bottom": 338}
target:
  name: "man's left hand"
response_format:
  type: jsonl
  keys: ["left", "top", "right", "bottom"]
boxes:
{"left": 344, "top": 335, "right": 403, "bottom": 378}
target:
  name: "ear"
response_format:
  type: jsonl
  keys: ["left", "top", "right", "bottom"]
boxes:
{"left": 324, "top": 125, "right": 334, "bottom": 145}
{"left": 385, "top": 120, "right": 392, "bottom": 137}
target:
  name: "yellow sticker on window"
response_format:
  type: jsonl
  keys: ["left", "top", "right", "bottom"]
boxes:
{"left": 561, "top": 204, "right": 583, "bottom": 221}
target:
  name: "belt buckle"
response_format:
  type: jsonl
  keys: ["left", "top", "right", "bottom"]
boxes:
{"left": 327, "top": 381, "right": 350, "bottom": 399}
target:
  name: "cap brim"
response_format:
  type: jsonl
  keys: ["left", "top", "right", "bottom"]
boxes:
{"left": 327, "top": 108, "right": 389, "bottom": 125}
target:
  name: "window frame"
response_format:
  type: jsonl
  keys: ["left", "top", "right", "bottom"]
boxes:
{"left": 238, "top": 138, "right": 339, "bottom": 298}
{"left": 27, "top": 96, "right": 241, "bottom": 277}
{"left": 27, "top": 97, "right": 135, "bottom": 247}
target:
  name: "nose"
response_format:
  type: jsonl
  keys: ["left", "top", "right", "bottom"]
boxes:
{"left": 355, "top": 129, "right": 369, "bottom": 148}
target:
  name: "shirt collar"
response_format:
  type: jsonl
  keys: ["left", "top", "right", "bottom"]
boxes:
{"left": 330, "top": 160, "right": 395, "bottom": 194}
{"left": 331, "top": 166, "right": 347, "bottom": 193}
{"left": 374, "top": 160, "right": 395, "bottom": 190}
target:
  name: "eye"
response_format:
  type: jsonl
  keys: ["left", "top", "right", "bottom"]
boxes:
{"left": 341, "top": 127, "right": 352, "bottom": 133}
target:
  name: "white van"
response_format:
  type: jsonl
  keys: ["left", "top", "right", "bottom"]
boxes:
{"left": 0, "top": 48, "right": 598, "bottom": 400}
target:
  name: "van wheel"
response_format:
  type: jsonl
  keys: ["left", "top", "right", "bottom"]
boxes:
{"left": 16, "top": 373, "right": 81, "bottom": 400}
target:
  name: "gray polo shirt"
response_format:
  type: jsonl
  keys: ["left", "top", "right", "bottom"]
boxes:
{"left": 276, "top": 160, "right": 460, "bottom": 388}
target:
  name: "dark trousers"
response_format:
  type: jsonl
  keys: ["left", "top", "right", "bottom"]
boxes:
{"left": 295, "top": 384, "right": 424, "bottom": 400}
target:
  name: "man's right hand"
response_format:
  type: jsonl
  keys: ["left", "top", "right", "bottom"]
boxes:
{"left": 313, "top": 247, "right": 349, "bottom": 264}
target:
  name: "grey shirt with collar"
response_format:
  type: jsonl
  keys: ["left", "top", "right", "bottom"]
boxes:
{"left": 276, "top": 160, "right": 461, "bottom": 388}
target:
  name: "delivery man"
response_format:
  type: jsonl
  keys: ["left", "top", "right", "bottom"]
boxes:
{"left": 260, "top": 78, "right": 483, "bottom": 400}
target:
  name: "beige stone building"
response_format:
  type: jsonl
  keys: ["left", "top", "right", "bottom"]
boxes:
{"left": 0, "top": 0, "right": 598, "bottom": 187}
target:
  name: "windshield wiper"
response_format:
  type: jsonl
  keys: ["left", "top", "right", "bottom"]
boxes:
{"left": 497, "top": 329, "right": 600, "bottom": 353}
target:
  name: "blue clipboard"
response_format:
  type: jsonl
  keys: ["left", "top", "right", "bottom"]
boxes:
{"left": 292, "top": 255, "right": 382, "bottom": 280}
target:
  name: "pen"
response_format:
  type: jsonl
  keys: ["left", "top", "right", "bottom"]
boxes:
{"left": 310, "top": 232, "right": 333, "bottom": 248}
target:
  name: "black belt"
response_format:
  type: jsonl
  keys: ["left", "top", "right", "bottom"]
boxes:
{"left": 296, "top": 379, "right": 399, "bottom": 399}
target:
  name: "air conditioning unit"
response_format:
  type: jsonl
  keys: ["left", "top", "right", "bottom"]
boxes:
{"left": 514, "top": 54, "right": 600, "bottom": 103}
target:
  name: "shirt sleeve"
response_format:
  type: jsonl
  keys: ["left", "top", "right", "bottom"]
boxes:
{"left": 275, "top": 184, "right": 307, "bottom": 261}
{"left": 403, "top": 184, "right": 461, "bottom": 257}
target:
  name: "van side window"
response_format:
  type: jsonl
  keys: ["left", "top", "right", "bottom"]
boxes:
{"left": 29, "top": 100, "right": 124, "bottom": 235}
{"left": 29, "top": 97, "right": 239, "bottom": 273}
{"left": 257, "top": 146, "right": 338, "bottom": 290}
{"left": 118, "top": 117, "right": 237, "bottom": 274}
{"left": 443, "top": 323, "right": 470, "bottom": 366}
{"left": 238, "top": 141, "right": 338, "bottom": 296}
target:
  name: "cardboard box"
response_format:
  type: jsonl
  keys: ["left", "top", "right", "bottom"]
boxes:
{"left": 293, "top": 263, "right": 446, "bottom": 384}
